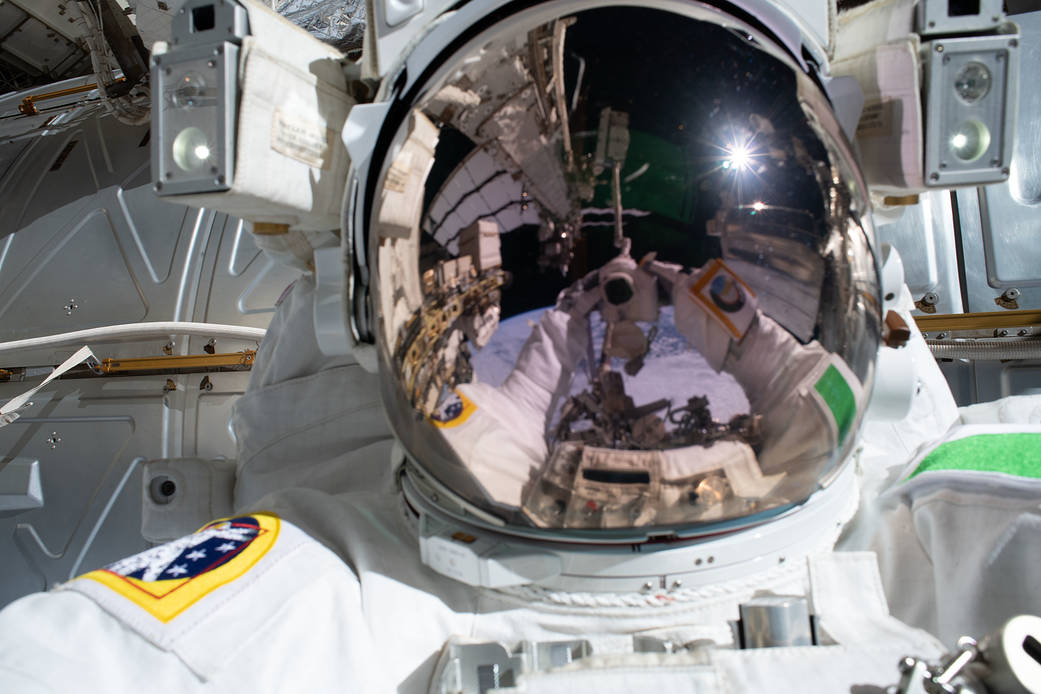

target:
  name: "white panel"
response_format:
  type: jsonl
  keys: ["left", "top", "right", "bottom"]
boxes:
{"left": 0, "top": 208, "right": 147, "bottom": 341}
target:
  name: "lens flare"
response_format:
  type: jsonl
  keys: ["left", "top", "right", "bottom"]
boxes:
{"left": 726, "top": 145, "right": 752, "bottom": 171}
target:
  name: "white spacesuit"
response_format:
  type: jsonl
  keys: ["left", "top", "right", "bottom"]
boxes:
{"left": 1, "top": 275, "right": 1039, "bottom": 693}
{"left": 2, "top": 0, "right": 1041, "bottom": 692}
{"left": 437, "top": 254, "right": 854, "bottom": 517}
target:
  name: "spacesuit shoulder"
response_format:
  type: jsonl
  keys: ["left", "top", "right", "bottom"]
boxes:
{"left": 0, "top": 512, "right": 377, "bottom": 691}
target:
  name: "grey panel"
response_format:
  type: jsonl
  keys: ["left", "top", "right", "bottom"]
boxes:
{"left": 0, "top": 207, "right": 148, "bottom": 340}
{"left": 956, "top": 186, "right": 1041, "bottom": 312}
{"left": 0, "top": 111, "right": 297, "bottom": 609}
{"left": 118, "top": 166, "right": 189, "bottom": 285}
{"left": 202, "top": 217, "right": 300, "bottom": 327}
{"left": 0, "top": 3, "right": 27, "bottom": 38}
{"left": 966, "top": 11, "right": 1041, "bottom": 304}
{"left": 876, "top": 191, "right": 963, "bottom": 314}
{"left": 194, "top": 375, "right": 249, "bottom": 460}
{"left": 938, "top": 360, "right": 978, "bottom": 407}
{"left": 1, "top": 17, "right": 82, "bottom": 74}
{"left": 0, "top": 384, "right": 145, "bottom": 601}
{"left": 8, "top": 0, "right": 88, "bottom": 43}
{"left": 970, "top": 360, "right": 1041, "bottom": 402}
{"left": 226, "top": 219, "right": 263, "bottom": 277}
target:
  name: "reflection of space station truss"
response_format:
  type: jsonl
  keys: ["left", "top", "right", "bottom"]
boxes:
{"left": 554, "top": 371, "right": 761, "bottom": 451}
{"left": 395, "top": 256, "right": 505, "bottom": 416}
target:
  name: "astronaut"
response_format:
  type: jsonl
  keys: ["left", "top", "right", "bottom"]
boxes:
{"left": 1, "top": 0, "right": 1041, "bottom": 692}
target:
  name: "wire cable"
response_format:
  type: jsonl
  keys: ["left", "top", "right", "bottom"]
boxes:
{"left": 0, "top": 322, "right": 266, "bottom": 359}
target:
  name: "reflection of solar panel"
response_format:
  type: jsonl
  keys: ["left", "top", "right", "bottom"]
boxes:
{"left": 718, "top": 205, "right": 824, "bottom": 342}
{"left": 425, "top": 146, "right": 542, "bottom": 252}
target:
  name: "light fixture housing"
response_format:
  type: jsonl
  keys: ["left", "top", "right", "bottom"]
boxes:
{"left": 151, "top": 0, "right": 248, "bottom": 196}
{"left": 922, "top": 32, "right": 1019, "bottom": 187}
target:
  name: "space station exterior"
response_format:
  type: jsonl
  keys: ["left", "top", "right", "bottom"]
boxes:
{"left": 0, "top": 0, "right": 1040, "bottom": 692}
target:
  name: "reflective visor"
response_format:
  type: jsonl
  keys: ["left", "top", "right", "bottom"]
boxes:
{"left": 370, "top": 3, "right": 880, "bottom": 537}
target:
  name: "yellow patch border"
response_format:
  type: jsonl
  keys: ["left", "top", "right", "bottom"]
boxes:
{"left": 78, "top": 512, "right": 280, "bottom": 623}
{"left": 688, "top": 258, "right": 756, "bottom": 339}
{"left": 431, "top": 389, "right": 477, "bottom": 429}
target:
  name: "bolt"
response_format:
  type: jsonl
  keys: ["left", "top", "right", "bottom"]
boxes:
{"left": 996, "top": 329, "right": 1010, "bottom": 337}
{"left": 695, "top": 558, "right": 703, "bottom": 566}
{"left": 47, "top": 432, "right": 61, "bottom": 449}
{"left": 937, "top": 332, "right": 949, "bottom": 340}
{"left": 1019, "top": 329, "right": 1030, "bottom": 337}
{"left": 922, "top": 292, "right": 939, "bottom": 306}
{"left": 642, "top": 582, "right": 654, "bottom": 591}
{"left": 671, "top": 580, "right": 683, "bottom": 590}
{"left": 935, "top": 44, "right": 944, "bottom": 53}
{"left": 163, "top": 342, "right": 174, "bottom": 355}
{"left": 1003, "top": 288, "right": 1021, "bottom": 301}
{"left": 1010, "top": 39, "right": 1019, "bottom": 48}
{"left": 63, "top": 299, "right": 78, "bottom": 315}
{"left": 1002, "top": 167, "right": 1011, "bottom": 176}
{"left": 930, "top": 172, "right": 940, "bottom": 182}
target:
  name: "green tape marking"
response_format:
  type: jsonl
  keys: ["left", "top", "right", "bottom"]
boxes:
{"left": 911, "top": 434, "right": 1041, "bottom": 479}
{"left": 814, "top": 364, "right": 856, "bottom": 444}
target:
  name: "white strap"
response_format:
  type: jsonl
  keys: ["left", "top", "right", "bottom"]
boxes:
{"left": 0, "top": 346, "right": 97, "bottom": 426}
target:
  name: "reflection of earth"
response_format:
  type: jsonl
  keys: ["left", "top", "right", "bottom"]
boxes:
{"left": 470, "top": 305, "right": 749, "bottom": 423}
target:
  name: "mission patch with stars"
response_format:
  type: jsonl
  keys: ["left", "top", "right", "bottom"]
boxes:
{"left": 77, "top": 513, "right": 280, "bottom": 622}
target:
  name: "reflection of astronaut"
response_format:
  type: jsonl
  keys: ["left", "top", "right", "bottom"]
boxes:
{"left": 434, "top": 252, "right": 860, "bottom": 526}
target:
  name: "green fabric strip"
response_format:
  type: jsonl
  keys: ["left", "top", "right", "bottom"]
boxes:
{"left": 814, "top": 364, "right": 855, "bottom": 444}
{"left": 911, "top": 434, "right": 1041, "bottom": 479}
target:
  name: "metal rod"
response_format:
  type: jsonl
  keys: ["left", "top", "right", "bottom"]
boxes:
{"left": 915, "top": 309, "right": 1041, "bottom": 333}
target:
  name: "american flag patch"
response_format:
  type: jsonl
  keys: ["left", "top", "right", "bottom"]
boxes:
{"left": 77, "top": 513, "right": 280, "bottom": 622}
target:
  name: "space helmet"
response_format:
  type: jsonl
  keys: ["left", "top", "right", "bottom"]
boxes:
{"left": 358, "top": 0, "right": 881, "bottom": 548}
